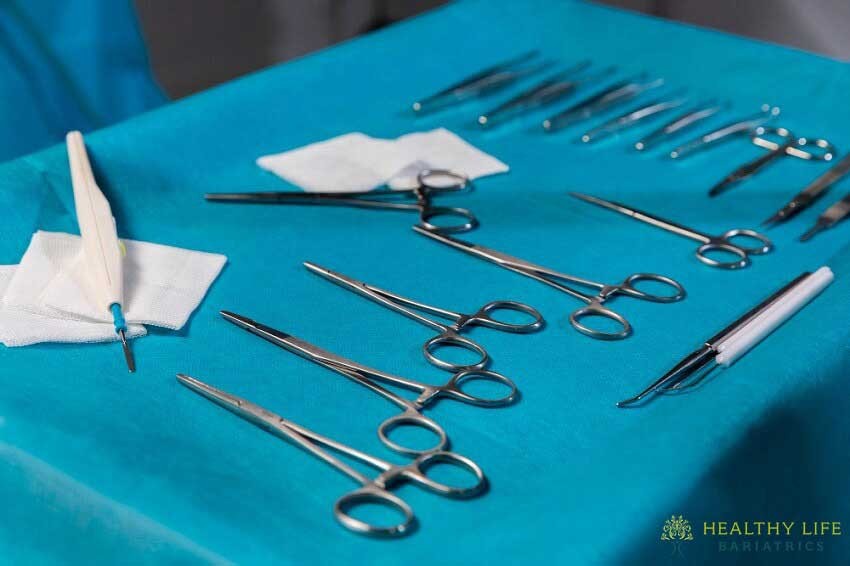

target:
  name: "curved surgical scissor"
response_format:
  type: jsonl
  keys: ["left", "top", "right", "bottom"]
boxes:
{"left": 570, "top": 191, "right": 773, "bottom": 270}
{"left": 220, "top": 311, "right": 518, "bottom": 456}
{"left": 413, "top": 226, "right": 685, "bottom": 340}
{"left": 177, "top": 374, "right": 486, "bottom": 537}
{"left": 304, "top": 261, "right": 544, "bottom": 372}
{"left": 205, "top": 169, "right": 477, "bottom": 234}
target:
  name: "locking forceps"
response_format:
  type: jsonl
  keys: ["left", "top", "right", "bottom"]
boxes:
{"left": 570, "top": 191, "right": 773, "bottom": 270}
{"left": 305, "top": 261, "right": 544, "bottom": 372}
{"left": 206, "top": 169, "right": 476, "bottom": 234}
{"left": 413, "top": 226, "right": 684, "bottom": 339}
{"left": 177, "top": 374, "right": 486, "bottom": 537}
{"left": 220, "top": 311, "right": 518, "bottom": 456}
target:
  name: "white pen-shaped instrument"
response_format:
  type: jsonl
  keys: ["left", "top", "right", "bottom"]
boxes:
{"left": 67, "top": 131, "right": 135, "bottom": 372}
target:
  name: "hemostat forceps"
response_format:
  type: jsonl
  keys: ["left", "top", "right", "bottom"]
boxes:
{"left": 220, "top": 310, "right": 518, "bottom": 456}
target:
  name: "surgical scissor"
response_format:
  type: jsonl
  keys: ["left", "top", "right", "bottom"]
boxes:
{"left": 177, "top": 374, "right": 486, "bottom": 537}
{"left": 708, "top": 127, "right": 835, "bottom": 197}
{"left": 570, "top": 192, "right": 773, "bottom": 269}
{"left": 413, "top": 226, "right": 685, "bottom": 340}
{"left": 205, "top": 169, "right": 476, "bottom": 234}
{"left": 220, "top": 311, "right": 518, "bottom": 455}
{"left": 304, "top": 261, "right": 544, "bottom": 372}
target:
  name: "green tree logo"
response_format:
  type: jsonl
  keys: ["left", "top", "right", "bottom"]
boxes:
{"left": 661, "top": 515, "right": 694, "bottom": 556}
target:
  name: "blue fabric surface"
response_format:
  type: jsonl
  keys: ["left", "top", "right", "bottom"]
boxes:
{"left": 1, "top": 1, "right": 849, "bottom": 564}
{"left": 0, "top": 0, "right": 164, "bottom": 162}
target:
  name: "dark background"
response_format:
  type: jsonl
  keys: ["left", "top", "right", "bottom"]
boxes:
{"left": 134, "top": 0, "right": 850, "bottom": 99}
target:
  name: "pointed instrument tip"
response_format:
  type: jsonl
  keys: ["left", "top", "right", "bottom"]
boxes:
{"left": 175, "top": 373, "right": 231, "bottom": 405}
{"left": 176, "top": 373, "right": 197, "bottom": 387}
{"left": 761, "top": 211, "right": 784, "bottom": 227}
{"left": 568, "top": 191, "right": 593, "bottom": 202}
{"left": 616, "top": 394, "right": 644, "bottom": 408}
{"left": 707, "top": 184, "right": 725, "bottom": 198}
{"left": 118, "top": 330, "right": 135, "bottom": 373}
{"left": 799, "top": 223, "right": 825, "bottom": 242}
{"left": 220, "top": 310, "right": 254, "bottom": 329}
{"left": 302, "top": 261, "right": 327, "bottom": 276}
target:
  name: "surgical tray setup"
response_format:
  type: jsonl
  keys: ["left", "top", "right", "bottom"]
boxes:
{"left": 179, "top": 52, "right": 843, "bottom": 536}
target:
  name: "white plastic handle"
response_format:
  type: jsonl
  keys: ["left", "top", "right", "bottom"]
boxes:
{"left": 716, "top": 267, "right": 834, "bottom": 366}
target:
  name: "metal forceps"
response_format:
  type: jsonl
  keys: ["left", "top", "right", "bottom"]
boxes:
{"left": 205, "top": 169, "right": 476, "bottom": 234}
{"left": 413, "top": 226, "right": 685, "bottom": 340}
{"left": 304, "top": 261, "right": 544, "bottom": 372}
{"left": 570, "top": 192, "right": 773, "bottom": 270}
{"left": 412, "top": 50, "right": 546, "bottom": 113}
{"left": 708, "top": 126, "right": 835, "bottom": 197}
{"left": 542, "top": 74, "right": 664, "bottom": 132}
{"left": 634, "top": 101, "right": 726, "bottom": 151}
{"left": 177, "top": 374, "right": 486, "bottom": 537}
{"left": 670, "top": 105, "right": 780, "bottom": 159}
{"left": 477, "top": 61, "right": 614, "bottom": 127}
{"left": 220, "top": 311, "right": 518, "bottom": 455}
{"left": 579, "top": 96, "right": 687, "bottom": 144}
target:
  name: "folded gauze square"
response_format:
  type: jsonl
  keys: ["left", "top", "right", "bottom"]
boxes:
{"left": 256, "top": 128, "right": 508, "bottom": 192}
{"left": 1, "top": 231, "right": 226, "bottom": 345}
{"left": 0, "top": 265, "right": 146, "bottom": 346}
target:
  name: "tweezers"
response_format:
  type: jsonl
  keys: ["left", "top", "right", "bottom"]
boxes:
{"left": 412, "top": 51, "right": 548, "bottom": 113}
{"left": 541, "top": 74, "right": 664, "bottom": 132}
{"left": 477, "top": 61, "right": 614, "bottom": 127}
{"left": 579, "top": 96, "right": 686, "bottom": 143}
{"left": 669, "top": 104, "right": 780, "bottom": 159}
{"left": 634, "top": 101, "right": 726, "bottom": 151}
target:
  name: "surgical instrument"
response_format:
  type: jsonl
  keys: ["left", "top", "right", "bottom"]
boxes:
{"left": 708, "top": 127, "right": 835, "bottom": 197}
{"left": 542, "top": 75, "right": 664, "bottom": 132}
{"left": 206, "top": 169, "right": 477, "bottom": 234}
{"left": 67, "top": 132, "right": 135, "bottom": 372}
{"left": 220, "top": 310, "right": 518, "bottom": 455}
{"left": 800, "top": 192, "right": 850, "bottom": 241}
{"left": 579, "top": 96, "right": 686, "bottom": 144}
{"left": 570, "top": 192, "right": 773, "bottom": 269}
{"left": 764, "top": 153, "right": 850, "bottom": 227}
{"left": 304, "top": 261, "right": 544, "bottom": 372}
{"left": 477, "top": 61, "right": 613, "bottom": 127}
{"left": 413, "top": 226, "right": 684, "bottom": 340}
{"left": 634, "top": 101, "right": 725, "bottom": 151}
{"left": 412, "top": 50, "right": 546, "bottom": 113}
{"left": 177, "top": 374, "right": 486, "bottom": 537}
{"left": 669, "top": 105, "right": 780, "bottom": 159}
{"left": 617, "top": 267, "right": 833, "bottom": 407}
